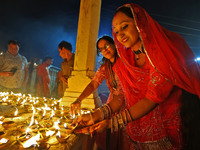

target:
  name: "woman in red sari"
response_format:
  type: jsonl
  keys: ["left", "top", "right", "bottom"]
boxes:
{"left": 75, "top": 3, "right": 200, "bottom": 150}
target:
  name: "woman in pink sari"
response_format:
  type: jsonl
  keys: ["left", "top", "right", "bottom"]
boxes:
{"left": 71, "top": 36, "right": 131, "bottom": 150}
{"left": 75, "top": 3, "right": 200, "bottom": 150}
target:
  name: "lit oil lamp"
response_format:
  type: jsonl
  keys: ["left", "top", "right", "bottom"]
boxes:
{"left": 0, "top": 138, "right": 8, "bottom": 149}
{"left": 18, "top": 131, "right": 32, "bottom": 142}
{"left": 37, "top": 129, "right": 55, "bottom": 148}
{"left": 0, "top": 138, "right": 7, "bottom": 143}
{"left": 56, "top": 130, "right": 72, "bottom": 143}
{"left": 25, "top": 127, "right": 31, "bottom": 135}
{"left": 21, "top": 133, "right": 40, "bottom": 148}
{"left": 46, "top": 130, "right": 55, "bottom": 137}
{"left": 64, "top": 123, "right": 67, "bottom": 129}
{"left": 57, "top": 98, "right": 62, "bottom": 103}
{"left": 0, "top": 131, "right": 6, "bottom": 138}
{"left": 53, "top": 120, "right": 60, "bottom": 131}
{"left": 55, "top": 131, "right": 65, "bottom": 143}
{"left": 0, "top": 116, "right": 4, "bottom": 121}
{"left": 0, "top": 91, "right": 80, "bottom": 148}
{"left": 61, "top": 105, "right": 64, "bottom": 116}
{"left": 2, "top": 120, "right": 14, "bottom": 129}
{"left": 42, "top": 107, "right": 46, "bottom": 118}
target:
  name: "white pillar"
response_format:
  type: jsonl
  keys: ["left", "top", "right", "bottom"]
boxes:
{"left": 60, "top": 0, "right": 102, "bottom": 109}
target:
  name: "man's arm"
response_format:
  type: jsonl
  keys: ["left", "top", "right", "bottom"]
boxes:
{"left": 0, "top": 60, "right": 13, "bottom": 77}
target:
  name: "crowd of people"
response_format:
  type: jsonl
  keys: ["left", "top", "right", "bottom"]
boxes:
{"left": 36, "top": 40, "right": 75, "bottom": 98}
{"left": 0, "top": 40, "right": 75, "bottom": 98}
{"left": 0, "top": 3, "right": 200, "bottom": 150}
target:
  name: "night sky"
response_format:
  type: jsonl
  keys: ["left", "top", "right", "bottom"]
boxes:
{"left": 0, "top": 0, "right": 200, "bottom": 67}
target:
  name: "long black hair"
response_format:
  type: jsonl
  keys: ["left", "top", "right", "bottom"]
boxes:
{"left": 114, "top": 6, "right": 133, "bottom": 19}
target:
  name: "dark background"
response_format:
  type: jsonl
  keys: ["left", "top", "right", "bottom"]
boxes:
{"left": 0, "top": 0, "right": 200, "bottom": 67}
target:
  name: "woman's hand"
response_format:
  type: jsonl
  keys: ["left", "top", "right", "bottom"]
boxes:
{"left": 89, "top": 119, "right": 110, "bottom": 133}
{"left": 72, "top": 113, "right": 93, "bottom": 128}
{"left": 70, "top": 99, "right": 81, "bottom": 116}
{"left": 74, "top": 119, "right": 110, "bottom": 137}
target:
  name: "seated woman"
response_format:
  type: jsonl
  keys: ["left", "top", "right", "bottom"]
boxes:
{"left": 71, "top": 36, "right": 131, "bottom": 150}
{"left": 74, "top": 3, "right": 200, "bottom": 150}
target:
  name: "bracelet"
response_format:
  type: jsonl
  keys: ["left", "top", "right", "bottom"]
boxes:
{"left": 126, "top": 109, "right": 134, "bottom": 122}
{"left": 102, "top": 105, "right": 109, "bottom": 119}
{"left": 97, "top": 108, "right": 104, "bottom": 121}
{"left": 117, "top": 112, "right": 124, "bottom": 129}
{"left": 113, "top": 116, "right": 118, "bottom": 132}
{"left": 123, "top": 109, "right": 127, "bottom": 126}
{"left": 76, "top": 98, "right": 82, "bottom": 104}
{"left": 99, "top": 104, "right": 110, "bottom": 120}
{"left": 119, "top": 112, "right": 124, "bottom": 128}
{"left": 104, "top": 104, "right": 112, "bottom": 118}
{"left": 111, "top": 118, "right": 113, "bottom": 133}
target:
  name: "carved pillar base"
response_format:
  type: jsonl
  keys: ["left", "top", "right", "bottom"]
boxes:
{"left": 60, "top": 71, "right": 102, "bottom": 109}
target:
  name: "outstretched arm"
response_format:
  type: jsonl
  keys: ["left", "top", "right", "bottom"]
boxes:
{"left": 75, "top": 97, "right": 158, "bottom": 134}
{"left": 70, "top": 80, "right": 100, "bottom": 115}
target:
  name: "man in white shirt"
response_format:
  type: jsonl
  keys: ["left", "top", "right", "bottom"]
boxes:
{"left": 0, "top": 40, "right": 29, "bottom": 93}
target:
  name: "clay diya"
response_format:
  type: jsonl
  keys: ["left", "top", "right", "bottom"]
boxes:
{"left": 2, "top": 120, "right": 15, "bottom": 129}
{"left": 0, "top": 138, "right": 8, "bottom": 149}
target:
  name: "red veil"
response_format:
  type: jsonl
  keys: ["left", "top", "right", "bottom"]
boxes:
{"left": 112, "top": 3, "right": 200, "bottom": 101}
{"left": 112, "top": 3, "right": 200, "bottom": 145}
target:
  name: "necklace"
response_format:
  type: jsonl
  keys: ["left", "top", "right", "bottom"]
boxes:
{"left": 133, "top": 45, "right": 145, "bottom": 60}
{"left": 133, "top": 45, "right": 144, "bottom": 55}
{"left": 133, "top": 49, "right": 142, "bottom": 55}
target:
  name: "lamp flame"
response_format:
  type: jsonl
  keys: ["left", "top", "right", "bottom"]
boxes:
{"left": 50, "top": 109, "right": 55, "bottom": 118}
{"left": 26, "top": 127, "right": 31, "bottom": 134}
{"left": 22, "top": 134, "right": 40, "bottom": 148}
{"left": 46, "top": 130, "right": 55, "bottom": 137}
{"left": 14, "top": 108, "right": 18, "bottom": 116}
{"left": 56, "top": 131, "right": 61, "bottom": 138}
{"left": 42, "top": 108, "right": 46, "bottom": 117}
{"left": 64, "top": 123, "right": 67, "bottom": 129}
{"left": 29, "top": 105, "right": 35, "bottom": 127}
{"left": 35, "top": 120, "right": 38, "bottom": 125}
{"left": 54, "top": 120, "right": 60, "bottom": 130}
{"left": 0, "top": 138, "right": 8, "bottom": 143}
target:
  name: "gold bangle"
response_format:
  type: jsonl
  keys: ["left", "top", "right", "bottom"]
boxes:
{"left": 117, "top": 113, "right": 124, "bottom": 129}
{"left": 104, "top": 104, "right": 112, "bottom": 118}
{"left": 126, "top": 109, "right": 133, "bottom": 122}
{"left": 76, "top": 98, "right": 82, "bottom": 103}
{"left": 113, "top": 116, "right": 118, "bottom": 132}
{"left": 111, "top": 118, "right": 113, "bottom": 133}
{"left": 123, "top": 109, "right": 127, "bottom": 125}
{"left": 97, "top": 108, "right": 104, "bottom": 121}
